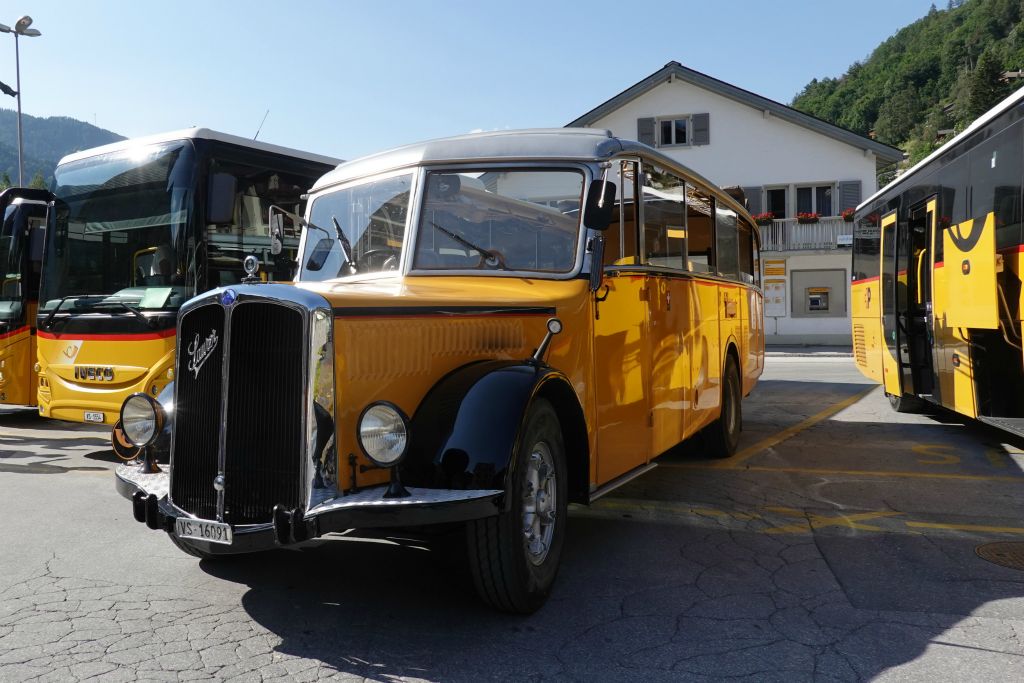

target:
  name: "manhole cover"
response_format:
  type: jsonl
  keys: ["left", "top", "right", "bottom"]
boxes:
{"left": 976, "top": 542, "right": 1024, "bottom": 571}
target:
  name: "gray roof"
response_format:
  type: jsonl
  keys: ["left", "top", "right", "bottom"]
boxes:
{"left": 309, "top": 128, "right": 752, "bottom": 221}
{"left": 312, "top": 129, "right": 623, "bottom": 190}
{"left": 566, "top": 62, "right": 903, "bottom": 167}
{"left": 60, "top": 127, "right": 341, "bottom": 167}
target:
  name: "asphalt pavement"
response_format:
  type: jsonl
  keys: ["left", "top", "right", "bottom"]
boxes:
{"left": 2, "top": 355, "right": 1024, "bottom": 681}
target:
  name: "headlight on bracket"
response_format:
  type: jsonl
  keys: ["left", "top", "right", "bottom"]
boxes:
{"left": 357, "top": 402, "right": 410, "bottom": 468}
{"left": 120, "top": 393, "right": 165, "bottom": 447}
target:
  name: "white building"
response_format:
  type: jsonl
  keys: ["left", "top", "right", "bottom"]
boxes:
{"left": 567, "top": 62, "right": 902, "bottom": 345}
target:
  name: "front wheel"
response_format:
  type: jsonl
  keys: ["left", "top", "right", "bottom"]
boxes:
{"left": 466, "top": 398, "right": 567, "bottom": 614}
{"left": 706, "top": 355, "right": 742, "bottom": 459}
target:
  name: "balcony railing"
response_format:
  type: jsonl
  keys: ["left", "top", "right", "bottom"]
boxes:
{"left": 758, "top": 216, "right": 854, "bottom": 251}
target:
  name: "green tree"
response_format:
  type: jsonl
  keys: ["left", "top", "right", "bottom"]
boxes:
{"left": 962, "top": 47, "right": 1010, "bottom": 124}
{"left": 28, "top": 171, "right": 46, "bottom": 189}
{"left": 0, "top": 172, "right": 10, "bottom": 190}
{"left": 875, "top": 85, "right": 924, "bottom": 143}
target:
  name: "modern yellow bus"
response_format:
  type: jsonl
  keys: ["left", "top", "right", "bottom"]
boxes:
{"left": 35, "top": 129, "right": 338, "bottom": 432}
{"left": 0, "top": 188, "right": 49, "bottom": 406}
{"left": 853, "top": 86, "right": 1024, "bottom": 433}
{"left": 113, "top": 129, "right": 765, "bottom": 612}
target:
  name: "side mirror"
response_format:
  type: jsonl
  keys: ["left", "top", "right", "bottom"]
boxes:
{"left": 269, "top": 213, "right": 284, "bottom": 256}
{"left": 207, "top": 173, "right": 237, "bottom": 224}
{"left": 304, "top": 237, "right": 333, "bottom": 272}
{"left": 583, "top": 179, "right": 616, "bottom": 231}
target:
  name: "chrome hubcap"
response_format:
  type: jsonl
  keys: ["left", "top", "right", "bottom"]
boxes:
{"left": 522, "top": 441, "right": 556, "bottom": 565}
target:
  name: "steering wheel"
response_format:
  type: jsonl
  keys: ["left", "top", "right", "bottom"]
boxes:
{"left": 357, "top": 247, "right": 401, "bottom": 272}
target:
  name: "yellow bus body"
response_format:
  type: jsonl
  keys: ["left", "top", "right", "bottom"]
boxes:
{"left": 0, "top": 302, "right": 38, "bottom": 407}
{"left": 36, "top": 330, "right": 175, "bottom": 424}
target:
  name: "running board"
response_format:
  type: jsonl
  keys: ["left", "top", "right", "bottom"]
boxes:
{"left": 588, "top": 463, "right": 658, "bottom": 502}
{"left": 978, "top": 415, "right": 1024, "bottom": 440}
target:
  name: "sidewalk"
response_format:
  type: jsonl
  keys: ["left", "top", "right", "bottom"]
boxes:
{"left": 765, "top": 344, "right": 853, "bottom": 357}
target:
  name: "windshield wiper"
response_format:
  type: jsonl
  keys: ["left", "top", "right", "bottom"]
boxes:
{"left": 90, "top": 300, "right": 157, "bottom": 329}
{"left": 39, "top": 294, "right": 100, "bottom": 331}
{"left": 330, "top": 217, "right": 357, "bottom": 274}
{"left": 428, "top": 221, "right": 507, "bottom": 270}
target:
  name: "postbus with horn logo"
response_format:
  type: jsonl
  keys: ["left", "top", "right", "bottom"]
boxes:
{"left": 852, "top": 86, "right": 1024, "bottom": 434}
{"left": 111, "top": 128, "right": 765, "bottom": 612}
{"left": 32, "top": 129, "right": 338, "bottom": 450}
{"left": 0, "top": 188, "right": 49, "bottom": 406}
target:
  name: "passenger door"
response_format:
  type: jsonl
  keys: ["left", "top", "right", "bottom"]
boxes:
{"left": 593, "top": 160, "right": 652, "bottom": 483}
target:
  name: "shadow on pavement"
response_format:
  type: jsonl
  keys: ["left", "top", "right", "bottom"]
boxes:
{"left": 199, "top": 514, "right": 1024, "bottom": 681}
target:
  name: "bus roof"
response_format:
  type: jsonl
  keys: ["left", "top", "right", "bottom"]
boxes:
{"left": 310, "top": 128, "right": 753, "bottom": 220}
{"left": 57, "top": 127, "right": 342, "bottom": 168}
{"left": 859, "top": 85, "right": 1024, "bottom": 211}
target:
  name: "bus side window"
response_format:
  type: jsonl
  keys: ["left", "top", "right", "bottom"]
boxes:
{"left": 687, "top": 184, "right": 715, "bottom": 273}
{"left": 738, "top": 220, "right": 755, "bottom": 285}
{"left": 641, "top": 162, "right": 686, "bottom": 270}
{"left": 603, "top": 160, "right": 639, "bottom": 266}
{"left": 716, "top": 204, "right": 740, "bottom": 280}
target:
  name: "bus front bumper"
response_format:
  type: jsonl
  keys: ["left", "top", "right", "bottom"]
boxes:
{"left": 115, "top": 463, "right": 503, "bottom": 555}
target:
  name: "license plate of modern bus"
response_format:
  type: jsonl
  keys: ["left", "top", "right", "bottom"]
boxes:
{"left": 175, "top": 518, "right": 233, "bottom": 545}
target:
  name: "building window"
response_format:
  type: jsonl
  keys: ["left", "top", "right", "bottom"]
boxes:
{"left": 796, "top": 185, "right": 834, "bottom": 216}
{"left": 658, "top": 117, "right": 689, "bottom": 146}
{"left": 766, "top": 187, "right": 787, "bottom": 219}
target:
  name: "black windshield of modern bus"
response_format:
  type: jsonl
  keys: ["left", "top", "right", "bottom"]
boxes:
{"left": 40, "top": 141, "right": 195, "bottom": 313}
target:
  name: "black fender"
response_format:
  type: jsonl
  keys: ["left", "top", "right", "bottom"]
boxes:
{"left": 402, "top": 360, "right": 587, "bottom": 505}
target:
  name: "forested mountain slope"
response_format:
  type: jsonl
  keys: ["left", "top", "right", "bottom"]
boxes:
{"left": 792, "top": 0, "right": 1024, "bottom": 166}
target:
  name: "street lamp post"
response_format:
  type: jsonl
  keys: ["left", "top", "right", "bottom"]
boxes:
{"left": 0, "top": 16, "right": 42, "bottom": 186}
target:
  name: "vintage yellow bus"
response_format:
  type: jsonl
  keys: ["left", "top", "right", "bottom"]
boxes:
{"left": 114, "top": 129, "right": 764, "bottom": 612}
{"left": 0, "top": 189, "right": 49, "bottom": 406}
{"left": 852, "top": 86, "right": 1024, "bottom": 432}
{"left": 34, "top": 129, "right": 337, "bottom": 434}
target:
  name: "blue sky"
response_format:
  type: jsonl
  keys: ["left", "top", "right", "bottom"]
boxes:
{"left": 5, "top": 1, "right": 937, "bottom": 161}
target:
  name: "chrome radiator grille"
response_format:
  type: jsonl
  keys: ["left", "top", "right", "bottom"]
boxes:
{"left": 223, "top": 303, "right": 305, "bottom": 525}
{"left": 170, "top": 298, "right": 306, "bottom": 525}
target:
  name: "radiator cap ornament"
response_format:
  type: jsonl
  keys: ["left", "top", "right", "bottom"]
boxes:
{"left": 220, "top": 288, "right": 237, "bottom": 306}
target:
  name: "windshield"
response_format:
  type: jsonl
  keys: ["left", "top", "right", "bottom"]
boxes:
{"left": 414, "top": 169, "right": 583, "bottom": 273}
{"left": 299, "top": 173, "right": 412, "bottom": 281}
{"left": 40, "top": 140, "right": 195, "bottom": 312}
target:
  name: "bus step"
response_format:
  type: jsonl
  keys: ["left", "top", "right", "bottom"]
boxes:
{"left": 977, "top": 416, "right": 1024, "bottom": 439}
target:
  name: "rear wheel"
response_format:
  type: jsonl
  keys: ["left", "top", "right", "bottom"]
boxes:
{"left": 887, "top": 392, "right": 924, "bottom": 413}
{"left": 466, "top": 398, "right": 567, "bottom": 614}
{"left": 706, "top": 354, "right": 742, "bottom": 459}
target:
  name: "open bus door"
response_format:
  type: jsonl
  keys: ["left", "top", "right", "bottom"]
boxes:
{"left": 879, "top": 205, "right": 935, "bottom": 410}
{"left": 0, "top": 187, "right": 52, "bottom": 406}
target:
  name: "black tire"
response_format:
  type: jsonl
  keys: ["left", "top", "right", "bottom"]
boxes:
{"left": 466, "top": 398, "right": 567, "bottom": 614}
{"left": 706, "top": 354, "right": 742, "bottom": 459}
{"left": 887, "top": 392, "right": 924, "bottom": 413}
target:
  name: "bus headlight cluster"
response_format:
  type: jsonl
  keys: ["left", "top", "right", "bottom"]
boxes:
{"left": 120, "top": 393, "right": 165, "bottom": 447}
{"left": 357, "top": 402, "right": 409, "bottom": 467}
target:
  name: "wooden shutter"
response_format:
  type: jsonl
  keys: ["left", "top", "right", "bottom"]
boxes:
{"left": 742, "top": 187, "right": 762, "bottom": 215}
{"left": 692, "top": 113, "right": 710, "bottom": 145}
{"left": 637, "top": 118, "right": 656, "bottom": 146}
{"left": 838, "top": 180, "right": 862, "bottom": 210}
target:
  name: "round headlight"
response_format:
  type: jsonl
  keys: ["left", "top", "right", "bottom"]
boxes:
{"left": 120, "top": 393, "right": 164, "bottom": 447}
{"left": 357, "top": 402, "right": 409, "bottom": 467}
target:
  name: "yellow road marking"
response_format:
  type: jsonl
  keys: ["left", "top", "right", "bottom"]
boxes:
{"left": 706, "top": 386, "right": 877, "bottom": 469}
{"left": 906, "top": 521, "right": 1024, "bottom": 534}
{"left": 912, "top": 444, "right": 960, "bottom": 465}
{"left": 592, "top": 498, "right": 762, "bottom": 521}
{"left": 660, "top": 462, "right": 1024, "bottom": 483}
{"left": 986, "top": 448, "right": 1009, "bottom": 469}
{"left": 764, "top": 510, "right": 903, "bottom": 534}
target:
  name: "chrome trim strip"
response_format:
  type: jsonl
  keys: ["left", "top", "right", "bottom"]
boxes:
{"left": 215, "top": 301, "right": 232, "bottom": 523}
{"left": 167, "top": 297, "right": 221, "bottom": 515}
